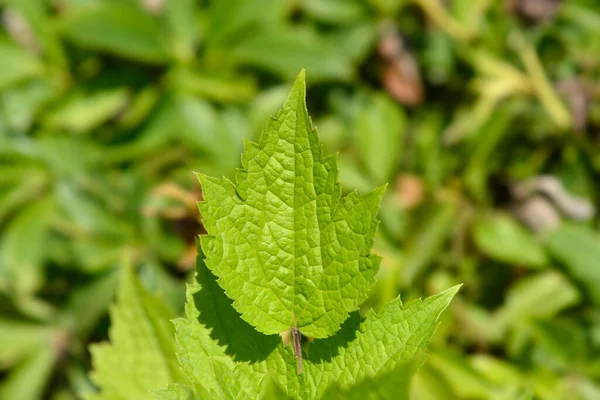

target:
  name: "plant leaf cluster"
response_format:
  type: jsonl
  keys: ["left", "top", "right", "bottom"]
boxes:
{"left": 89, "top": 71, "right": 459, "bottom": 399}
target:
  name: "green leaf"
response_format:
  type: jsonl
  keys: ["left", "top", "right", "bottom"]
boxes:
{"left": 402, "top": 199, "right": 459, "bottom": 285}
{"left": 355, "top": 92, "right": 406, "bottom": 184}
{"left": 171, "top": 253, "right": 280, "bottom": 398}
{"left": 411, "top": 363, "right": 457, "bottom": 400}
{"left": 463, "top": 107, "right": 512, "bottom": 201}
{"left": 116, "top": 86, "right": 159, "bottom": 128}
{"left": 532, "top": 319, "right": 587, "bottom": 368}
{"left": 171, "top": 253, "right": 459, "bottom": 399}
{"left": 546, "top": 223, "right": 600, "bottom": 305}
{"left": 0, "top": 79, "right": 54, "bottom": 132}
{"left": 44, "top": 88, "right": 130, "bottom": 133}
{"left": 295, "top": 285, "right": 459, "bottom": 398}
{"left": 470, "top": 354, "right": 523, "bottom": 387}
{"left": 228, "top": 29, "right": 354, "bottom": 82}
{"left": 58, "top": 269, "right": 119, "bottom": 338}
{"left": 0, "top": 39, "right": 43, "bottom": 91}
{"left": 425, "top": 350, "right": 495, "bottom": 399}
{"left": 204, "top": 0, "right": 289, "bottom": 47}
{"left": 300, "top": 0, "right": 368, "bottom": 23}
{"left": 87, "top": 265, "right": 186, "bottom": 400}
{"left": 0, "top": 195, "right": 56, "bottom": 295}
{"left": 327, "top": 23, "right": 378, "bottom": 64}
{"left": 369, "top": 0, "right": 406, "bottom": 15}
{"left": 495, "top": 271, "right": 580, "bottom": 330}
{"left": 198, "top": 70, "right": 386, "bottom": 338}
{"left": 472, "top": 212, "right": 548, "bottom": 268}
{"left": 162, "top": 0, "right": 198, "bottom": 61}
{"left": 153, "top": 384, "right": 200, "bottom": 400}
{"left": 0, "top": 318, "right": 55, "bottom": 367}
{"left": 170, "top": 68, "right": 258, "bottom": 104}
{"left": 61, "top": 3, "right": 168, "bottom": 63}
{"left": 319, "top": 358, "right": 420, "bottom": 400}
{"left": 262, "top": 379, "right": 293, "bottom": 400}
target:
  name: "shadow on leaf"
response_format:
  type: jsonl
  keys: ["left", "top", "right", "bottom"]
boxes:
{"left": 304, "top": 311, "right": 360, "bottom": 363}
{"left": 193, "top": 243, "right": 366, "bottom": 366}
{"left": 192, "top": 249, "right": 281, "bottom": 363}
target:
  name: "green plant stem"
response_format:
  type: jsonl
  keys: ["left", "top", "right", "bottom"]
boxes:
{"left": 519, "top": 40, "right": 572, "bottom": 129}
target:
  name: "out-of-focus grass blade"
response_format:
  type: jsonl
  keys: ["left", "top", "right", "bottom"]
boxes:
{"left": 0, "top": 195, "right": 56, "bottom": 295}
{"left": 0, "top": 345, "right": 57, "bottom": 400}
{"left": 402, "top": 198, "right": 459, "bottom": 285}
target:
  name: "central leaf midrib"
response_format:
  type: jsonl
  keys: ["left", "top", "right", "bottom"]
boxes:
{"left": 290, "top": 91, "right": 323, "bottom": 330}
{"left": 291, "top": 94, "right": 299, "bottom": 328}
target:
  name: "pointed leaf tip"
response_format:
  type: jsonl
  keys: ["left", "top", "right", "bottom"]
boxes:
{"left": 427, "top": 284, "right": 462, "bottom": 309}
{"left": 291, "top": 69, "right": 307, "bottom": 96}
{"left": 375, "top": 183, "right": 388, "bottom": 198}
{"left": 297, "top": 68, "right": 307, "bottom": 82}
{"left": 198, "top": 69, "right": 386, "bottom": 339}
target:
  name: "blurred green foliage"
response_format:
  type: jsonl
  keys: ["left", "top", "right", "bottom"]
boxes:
{"left": 0, "top": 0, "right": 599, "bottom": 399}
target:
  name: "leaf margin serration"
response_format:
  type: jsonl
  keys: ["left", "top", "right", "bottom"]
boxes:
{"left": 196, "top": 69, "right": 386, "bottom": 338}
{"left": 87, "top": 265, "right": 185, "bottom": 400}
{"left": 169, "top": 252, "right": 461, "bottom": 400}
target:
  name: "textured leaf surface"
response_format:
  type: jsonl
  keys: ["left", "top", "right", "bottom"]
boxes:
{"left": 319, "top": 358, "right": 418, "bottom": 400}
{"left": 198, "top": 70, "right": 385, "bottom": 338}
{"left": 170, "top": 255, "right": 279, "bottom": 399}
{"left": 262, "top": 358, "right": 417, "bottom": 400}
{"left": 88, "top": 266, "right": 185, "bottom": 400}
{"left": 170, "top": 257, "right": 459, "bottom": 399}
{"left": 153, "top": 384, "right": 200, "bottom": 400}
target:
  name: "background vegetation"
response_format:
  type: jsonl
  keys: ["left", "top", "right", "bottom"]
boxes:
{"left": 0, "top": 0, "right": 599, "bottom": 398}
